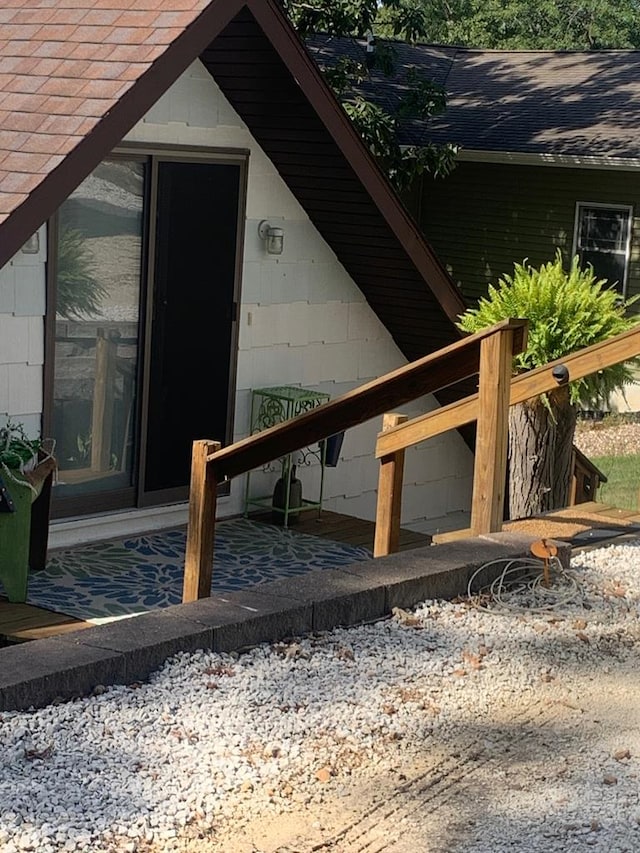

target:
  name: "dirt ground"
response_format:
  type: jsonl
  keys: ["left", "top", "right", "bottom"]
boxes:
{"left": 161, "top": 652, "right": 638, "bottom": 853}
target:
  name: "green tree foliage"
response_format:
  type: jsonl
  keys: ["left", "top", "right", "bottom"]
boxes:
{"left": 399, "top": 0, "right": 640, "bottom": 49}
{"left": 283, "top": 0, "right": 429, "bottom": 41}
{"left": 281, "top": 0, "right": 457, "bottom": 188}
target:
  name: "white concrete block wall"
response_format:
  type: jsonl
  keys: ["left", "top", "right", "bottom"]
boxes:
{"left": 124, "top": 59, "right": 473, "bottom": 533}
{"left": 0, "top": 225, "right": 46, "bottom": 439}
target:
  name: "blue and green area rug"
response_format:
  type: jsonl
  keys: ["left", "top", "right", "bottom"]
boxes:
{"left": 25, "top": 519, "right": 372, "bottom": 623}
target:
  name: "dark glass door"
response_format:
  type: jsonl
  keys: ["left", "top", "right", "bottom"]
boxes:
{"left": 142, "top": 160, "right": 240, "bottom": 501}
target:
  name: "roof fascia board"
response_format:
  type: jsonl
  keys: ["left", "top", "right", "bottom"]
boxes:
{"left": 0, "top": 0, "right": 247, "bottom": 271}
{"left": 246, "top": 0, "right": 466, "bottom": 323}
{"left": 457, "top": 149, "right": 640, "bottom": 171}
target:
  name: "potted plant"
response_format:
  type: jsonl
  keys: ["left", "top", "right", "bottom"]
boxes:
{"left": 0, "top": 421, "right": 56, "bottom": 602}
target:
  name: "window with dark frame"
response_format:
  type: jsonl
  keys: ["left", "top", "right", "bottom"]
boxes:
{"left": 573, "top": 203, "right": 633, "bottom": 296}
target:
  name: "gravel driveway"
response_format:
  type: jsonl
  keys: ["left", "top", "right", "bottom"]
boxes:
{"left": 574, "top": 419, "right": 640, "bottom": 458}
{"left": 1, "top": 539, "right": 639, "bottom": 853}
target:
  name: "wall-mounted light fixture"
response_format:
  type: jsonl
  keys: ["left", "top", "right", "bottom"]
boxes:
{"left": 258, "top": 220, "right": 284, "bottom": 256}
{"left": 21, "top": 232, "right": 40, "bottom": 254}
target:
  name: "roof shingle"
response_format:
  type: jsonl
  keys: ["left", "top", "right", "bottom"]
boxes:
{"left": 309, "top": 36, "right": 640, "bottom": 160}
{"left": 0, "top": 0, "right": 210, "bottom": 225}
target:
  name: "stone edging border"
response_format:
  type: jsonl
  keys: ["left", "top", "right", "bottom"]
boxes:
{"left": 0, "top": 532, "right": 570, "bottom": 712}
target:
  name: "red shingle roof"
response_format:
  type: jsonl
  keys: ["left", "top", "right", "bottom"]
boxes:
{"left": 0, "top": 0, "right": 209, "bottom": 227}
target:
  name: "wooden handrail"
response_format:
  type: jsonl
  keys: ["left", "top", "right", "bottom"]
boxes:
{"left": 371, "top": 323, "right": 640, "bottom": 556}
{"left": 376, "top": 325, "right": 640, "bottom": 459}
{"left": 183, "top": 318, "right": 527, "bottom": 602}
{"left": 207, "top": 319, "right": 528, "bottom": 480}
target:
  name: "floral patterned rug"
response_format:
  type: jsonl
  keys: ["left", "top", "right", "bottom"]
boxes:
{"left": 26, "top": 519, "right": 372, "bottom": 623}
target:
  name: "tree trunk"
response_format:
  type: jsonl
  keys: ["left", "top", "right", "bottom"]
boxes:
{"left": 507, "top": 387, "right": 577, "bottom": 520}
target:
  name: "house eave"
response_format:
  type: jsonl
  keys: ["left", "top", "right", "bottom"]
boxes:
{"left": 455, "top": 149, "right": 640, "bottom": 171}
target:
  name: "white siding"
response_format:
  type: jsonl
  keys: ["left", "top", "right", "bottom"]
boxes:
{"left": 0, "top": 225, "right": 46, "bottom": 439}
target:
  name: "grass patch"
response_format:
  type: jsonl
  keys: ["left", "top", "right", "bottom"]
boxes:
{"left": 591, "top": 454, "right": 640, "bottom": 511}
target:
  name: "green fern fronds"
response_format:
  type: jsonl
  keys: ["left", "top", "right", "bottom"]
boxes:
{"left": 458, "top": 251, "right": 640, "bottom": 407}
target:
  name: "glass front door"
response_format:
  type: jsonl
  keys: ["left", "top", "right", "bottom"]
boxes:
{"left": 51, "top": 159, "right": 145, "bottom": 506}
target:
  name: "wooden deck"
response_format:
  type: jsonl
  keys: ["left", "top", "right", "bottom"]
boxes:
{"left": 3, "top": 502, "right": 637, "bottom": 646}
{"left": 0, "top": 601, "right": 90, "bottom": 646}
{"left": 250, "top": 508, "right": 431, "bottom": 552}
{"left": 434, "top": 501, "right": 640, "bottom": 545}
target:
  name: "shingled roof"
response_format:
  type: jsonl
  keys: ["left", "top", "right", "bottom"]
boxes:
{"left": 0, "top": 0, "right": 212, "bottom": 258}
{"left": 308, "top": 36, "right": 640, "bottom": 161}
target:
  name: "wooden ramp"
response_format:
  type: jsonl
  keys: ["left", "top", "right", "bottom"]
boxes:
{"left": 434, "top": 501, "right": 640, "bottom": 546}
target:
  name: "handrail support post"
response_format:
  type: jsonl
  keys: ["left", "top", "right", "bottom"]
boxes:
{"left": 470, "top": 329, "right": 514, "bottom": 535}
{"left": 183, "top": 439, "right": 220, "bottom": 602}
{"left": 374, "top": 413, "right": 408, "bottom": 557}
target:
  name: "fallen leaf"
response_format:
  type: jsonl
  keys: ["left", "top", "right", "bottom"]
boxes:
{"left": 391, "top": 607, "right": 422, "bottom": 627}
{"left": 24, "top": 745, "right": 53, "bottom": 761}
{"left": 614, "top": 748, "right": 631, "bottom": 761}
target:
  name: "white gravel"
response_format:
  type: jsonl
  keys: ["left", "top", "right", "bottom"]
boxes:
{"left": 1, "top": 539, "right": 640, "bottom": 853}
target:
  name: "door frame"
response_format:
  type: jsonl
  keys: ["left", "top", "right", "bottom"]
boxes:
{"left": 44, "top": 144, "right": 249, "bottom": 519}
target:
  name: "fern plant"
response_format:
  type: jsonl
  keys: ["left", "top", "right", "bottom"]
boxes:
{"left": 458, "top": 251, "right": 640, "bottom": 408}
{"left": 458, "top": 252, "right": 640, "bottom": 518}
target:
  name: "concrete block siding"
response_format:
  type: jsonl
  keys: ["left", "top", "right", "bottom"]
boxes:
{"left": 1, "top": 59, "right": 472, "bottom": 534}
{"left": 0, "top": 225, "right": 46, "bottom": 439}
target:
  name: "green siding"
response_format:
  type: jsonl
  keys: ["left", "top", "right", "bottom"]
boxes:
{"left": 419, "top": 162, "right": 640, "bottom": 309}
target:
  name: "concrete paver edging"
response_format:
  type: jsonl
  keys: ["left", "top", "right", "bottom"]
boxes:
{"left": 0, "top": 533, "right": 570, "bottom": 712}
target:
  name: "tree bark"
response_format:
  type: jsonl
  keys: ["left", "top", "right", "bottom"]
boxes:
{"left": 549, "top": 386, "right": 578, "bottom": 510}
{"left": 507, "top": 388, "right": 577, "bottom": 520}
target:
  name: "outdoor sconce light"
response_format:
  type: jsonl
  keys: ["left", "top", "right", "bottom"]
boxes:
{"left": 21, "top": 232, "right": 40, "bottom": 254}
{"left": 258, "top": 220, "right": 284, "bottom": 255}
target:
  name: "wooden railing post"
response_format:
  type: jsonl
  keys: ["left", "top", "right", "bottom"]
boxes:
{"left": 183, "top": 439, "right": 220, "bottom": 603}
{"left": 470, "top": 328, "right": 514, "bottom": 535}
{"left": 374, "top": 413, "right": 408, "bottom": 557}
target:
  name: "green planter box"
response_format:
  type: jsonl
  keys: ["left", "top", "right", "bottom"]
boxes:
{"left": 0, "top": 462, "right": 52, "bottom": 603}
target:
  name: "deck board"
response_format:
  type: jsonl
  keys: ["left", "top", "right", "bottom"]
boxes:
{"left": 250, "top": 509, "right": 431, "bottom": 551}
{"left": 0, "top": 601, "right": 89, "bottom": 644}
